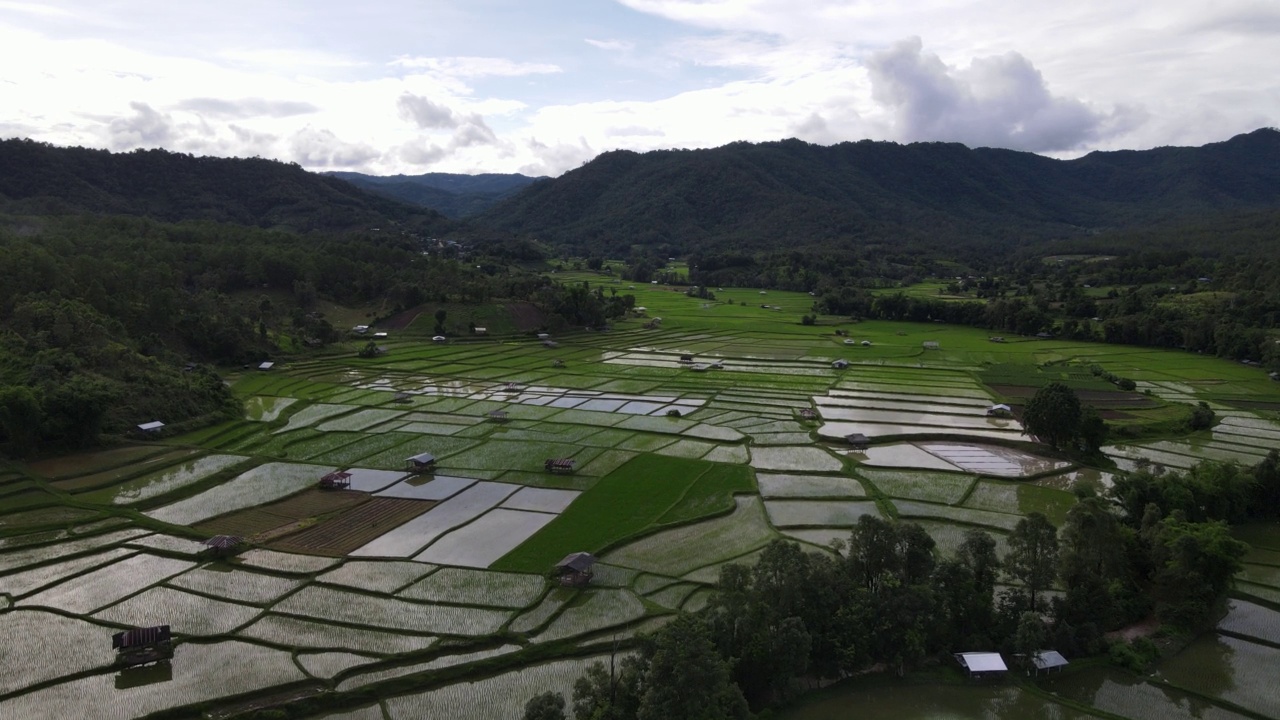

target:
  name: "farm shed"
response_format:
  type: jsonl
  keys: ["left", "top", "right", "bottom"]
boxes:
{"left": 543, "top": 340, "right": 559, "bottom": 348}
{"left": 392, "top": 392, "right": 412, "bottom": 403}
{"left": 319, "top": 470, "right": 352, "bottom": 490}
{"left": 373, "top": 332, "right": 388, "bottom": 338}
{"left": 474, "top": 327, "right": 487, "bottom": 335}
{"left": 554, "top": 552, "right": 597, "bottom": 587}
{"left": 113, "top": 625, "right": 173, "bottom": 667}
{"left": 679, "top": 354, "right": 694, "bottom": 363}
{"left": 861, "top": 340, "right": 872, "bottom": 346}
{"left": 845, "top": 433, "right": 870, "bottom": 449}
{"left": 955, "top": 652, "right": 1007, "bottom": 678}
{"left": 844, "top": 338, "right": 856, "bottom": 345}
{"left": 537, "top": 333, "right": 551, "bottom": 340}
{"left": 545, "top": 458, "right": 576, "bottom": 474}
{"left": 136, "top": 421, "right": 165, "bottom": 433}
{"left": 406, "top": 452, "right": 437, "bottom": 473}
{"left": 432, "top": 335, "right": 447, "bottom": 343}
{"left": 502, "top": 382, "right": 520, "bottom": 392}
{"left": 352, "top": 325, "right": 369, "bottom": 334}
{"left": 799, "top": 409, "right": 819, "bottom": 420}
{"left": 258, "top": 361, "right": 275, "bottom": 370}
{"left": 832, "top": 359, "right": 850, "bottom": 369}
{"left": 201, "top": 535, "right": 243, "bottom": 558}
{"left": 487, "top": 410, "right": 509, "bottom": 422}
{"left": 1030, "top": 650, "right": 1069, "bottom": 674}
{"left": 922, "top": 341, "right": 940, "bottom": 350}
{"left": 987, "top": 404, "right": 1013, "bottom": 417}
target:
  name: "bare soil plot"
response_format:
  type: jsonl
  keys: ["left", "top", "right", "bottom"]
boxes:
{"left": 197, "top": 488, "right": 369, "bottom": 538}
{"left": 989, "top": 384, "right": 1158, "bottom": 408}
{"left": 270, "top": 497, "right": 438, "bottom": 556}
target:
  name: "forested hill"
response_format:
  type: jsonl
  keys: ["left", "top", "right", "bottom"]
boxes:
{"left": 0, "top": 139, "right": 450, "bottom": 234}
{"left": 479, "top": 128, "right": 1280, "bottom": 256}
{"left": 327, "top": 171, "right": 542, "bottom": 218}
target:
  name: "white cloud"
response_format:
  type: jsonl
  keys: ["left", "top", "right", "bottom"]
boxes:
{"left": 389, "top": 55, "right": 562, "bottom": 77}
{"left": 585, "top": 38, "right": 635, "bottom": 52}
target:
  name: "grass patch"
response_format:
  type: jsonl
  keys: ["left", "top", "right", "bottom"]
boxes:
{"left": 658, "top": 464, "right": 755, "bottom": 524}
{"left": 490, "top": 454, "right": 714, "bottom": 573}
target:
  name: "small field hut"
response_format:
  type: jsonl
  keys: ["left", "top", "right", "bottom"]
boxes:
{"left": 845, "top": 433, "right": 870, "bottom": 449}
{"left": 955, "top": 652, "right": 1007, "bottom": 679}
{"left": 136, "top": 421, "right": 165, "bottom": 434}
{"left": 799, "top": 408, "right": 819, "bottom": 420}
{"left": 922, "top": 341, "right": 940, "bottom": 350}
{"left": 1029, "top": 650, "right": 1069, "bottom": 675}
{"left": 200, "top": 535, "right": 243, "bottom": 558}
{"left": 319, "top": 471, "right": 352, "bottom": 490}
{"left": 406, "top": 452, "right": 437, "bottom": 473}
{"left": 987, "top": 404, "right": 1013, "bottom": 417}
{"left": 488, "top": 410, "right": 509, "bottom": 423}
{"left": 545, "top": 458, "right": 576, "bottom": 474}
{"left": 392, "top": 392, "right": 412, "bottom": 403}
{"left": 554, "top": 552, "right": 597, "bottom": 587}
{"left": 832, "top": 359, "right": 850, "bottom": 369}
{"left": 258, "top": 361, "right": 275, "bottom": 370}
{"left": 113, "top": 625, "right": 174, "bottom": 667}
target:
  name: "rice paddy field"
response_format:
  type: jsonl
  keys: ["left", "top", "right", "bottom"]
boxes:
{"left": 3, "top": 275, "right": 1279, "bottom": 719}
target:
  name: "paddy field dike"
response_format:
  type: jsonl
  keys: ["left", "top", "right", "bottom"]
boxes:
{"left": 2, "top": 275, "right": 1279, "bottom": 720}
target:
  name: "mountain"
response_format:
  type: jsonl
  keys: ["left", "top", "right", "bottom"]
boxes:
{"left": 0, "top": 139, "right": 450, "bottom": 234}
{"left": 328, "top": 171, "right": 543, "bottom": 218}
{"left": 478, "top": 129, "right": 1280, "bottom": 257}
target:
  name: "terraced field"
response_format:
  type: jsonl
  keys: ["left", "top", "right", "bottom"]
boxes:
{"left": 3, "top": 276, "right": 1278, "bottom": 719}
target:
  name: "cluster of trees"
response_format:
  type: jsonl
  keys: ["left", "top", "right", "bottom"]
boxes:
{"left": 1021, "top": 382, "right": 1108, "bottom": 453}
{"left": 524, "top": 450, "right": 1278, "bottom": 717}
{"left": 0, "top": 211, "right": 611, "bottom": 456}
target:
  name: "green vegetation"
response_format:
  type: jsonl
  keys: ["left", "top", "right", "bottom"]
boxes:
{"left": 491, "top": 455, "right": 717, "bottom": 573}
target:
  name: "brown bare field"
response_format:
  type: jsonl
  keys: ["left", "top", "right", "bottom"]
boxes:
{"left": 269, "top": 497, "right": 436, "bottom": 556}
{"left": 28, "top": 445, "right": 172, "bottom": 480}
{"left": 196, "top": 489, "right": 370, "bottom": 539}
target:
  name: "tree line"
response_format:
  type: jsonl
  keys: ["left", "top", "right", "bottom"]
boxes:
{"left": 524, "top": 451, "right": 1279, "bottom": 719}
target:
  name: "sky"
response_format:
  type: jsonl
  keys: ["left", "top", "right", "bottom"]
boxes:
{"left": 2, "top": 0, "right": 1277, "bottom": 177}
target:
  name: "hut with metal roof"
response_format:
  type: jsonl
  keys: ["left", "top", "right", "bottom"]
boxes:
{"left": 554, "top": 552, "right": 597, "bottom": 587}
{"left": 832, "top": 359, "right": 850, "bottom": 369}
{"left": 406, "top": 452, "right": 437, "bottom": 473}
{"left": 1029, "top": 650, "right": 1069, "bottom": 675}
{"left": 319, "top": 470, "right": 352, "bottom": 490}
{"left": 488, "top": 410, "right": 509, "bottom": 423}
{"left": 201, "top": 535, "right": 243, "bottom": 558}
{"left": 392, "top": 392, "right": 413, "bottom": 404}
{"left": 545, "top": 458, "right": 576, "bottom": 474}
{"left": 954, "top": 652, "right": 1007, "bottom": 679}
{"left": 113, "top": 625, "right": 174, "bottom": 667}
{"left": 799, "top": 408, "right": 819, "bottom": 420}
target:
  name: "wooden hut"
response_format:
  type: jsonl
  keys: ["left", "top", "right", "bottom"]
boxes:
{"left": 502, "top": 382, "right": 520, "bottom": 392}
{"left": 545, "top": 458, "right": 576, "bottom": 474}
{"left": 954, "top": 652, "right": 1007, "bottom": 679}
{"left": 406, "top": 452, "right": 437, "bottom": 473}
{"left": 986, "top": 404, "right": 1013, "bottom": 417}
{"left": 845, "top": 433, "right": 870, "bottom": 449}
{"left": 799, "top": 408, "right": 819, "bottom": 420}
{"left": 551, "top": 359, "right": 565, "bottom": 368}
{"left": 392, "top": 392, "right": 413, "bottom": 404}
{"left": 832, "top": 359, "right": 850, "bottom": 369}
{"left": 487, "top": 410, "right": 509, "bottom": 423}
{"left": 679, "top": 354, "right": 694, "bottom": 364}
{"left": 543, "top": 340, "right": 559, "bottom": 348}
{"left": 922, "top": 341, "right": 940, "bottom": 350}
{"left": 319, "top": 470, "right": 352, "bottom": 490}
{"left": 554, "top": 552, "right": 597, "bottom": 587}
{"left": 113, "top": 625, "right": 174, "bottom": 667}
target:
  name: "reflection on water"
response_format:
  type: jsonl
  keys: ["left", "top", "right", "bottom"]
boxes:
{"left": 782, "top": 682, "right": 1093, "bottom": 720}
{"left": 115, "top": 661, "right": 173, "bottom": 689}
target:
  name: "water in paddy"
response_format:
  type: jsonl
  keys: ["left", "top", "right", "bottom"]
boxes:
{"left": 781, "top": 683, "right": 1093, "bottom": 720}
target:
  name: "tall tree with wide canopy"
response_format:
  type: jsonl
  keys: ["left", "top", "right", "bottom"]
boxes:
{"left": 1006, "top": 512, "right": 1060, "bottom": 611}
{"left": 1022, "top": 381, "right": 1082, "bottom": 450}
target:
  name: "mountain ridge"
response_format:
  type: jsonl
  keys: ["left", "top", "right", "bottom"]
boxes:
{"left": 478, "top": 129, "right": 1280, "bottom": 256}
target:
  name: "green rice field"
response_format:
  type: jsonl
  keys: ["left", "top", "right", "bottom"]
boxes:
{"left": 3, "top": 275, "right": 1279, "bottom": 719}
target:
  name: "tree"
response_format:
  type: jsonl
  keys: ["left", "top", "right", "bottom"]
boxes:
{"left": 1078, "top": 406, "right": 1108, "bottom": 453}
{"left": 1005, "top": 512, "right": 1059, "bottom": 611}
{"left": 572, "top": 655, "right": 647, "bottom": 720}
{"left": 1150, "top": 517, "right": 1247, "bottom": 628}
{"left": 523, "top": 692, "right": 567, "bottom": 720}
{"left": 1021, "top": 382, "right": 1082, "bottom": 449}
{"left": 1013, "top": 611, "right": 1048, "bottom": 672}
{"left": 1187, "top": 401, "right": 1216, "bottom": 431}
{"left": 433, "top": 308, "right": 447, "bottom": 335}
{"left": 637, "top": 615, "right": 748, "bottom": 720}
